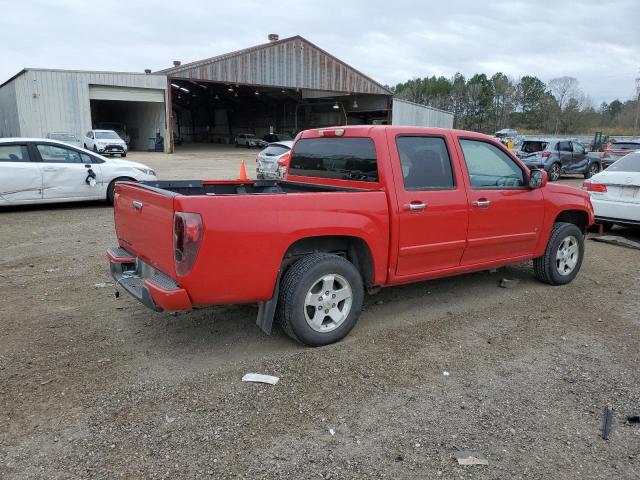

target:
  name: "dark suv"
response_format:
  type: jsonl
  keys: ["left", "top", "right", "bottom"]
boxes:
{"left": 516, "top": 139, "right": 602, "bottom": 181}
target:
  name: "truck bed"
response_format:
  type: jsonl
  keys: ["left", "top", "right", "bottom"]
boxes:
{"left": 113, "top": 179, "right": 390, "bottom": 306}
{"left": 140, "top": 179, "right": 370, "bottom": 196}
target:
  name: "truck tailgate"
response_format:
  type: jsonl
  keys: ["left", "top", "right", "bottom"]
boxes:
{"left": 114, "top": 183, "right": 176, "bottom": 276}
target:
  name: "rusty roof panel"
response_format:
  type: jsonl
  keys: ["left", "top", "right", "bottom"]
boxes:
{"left": 161, "top": 36, "right": 391, "bottom": 95}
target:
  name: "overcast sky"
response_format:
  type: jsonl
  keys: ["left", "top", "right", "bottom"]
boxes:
{"left": 1, "top": 0, "right": 638, "bottom": 104}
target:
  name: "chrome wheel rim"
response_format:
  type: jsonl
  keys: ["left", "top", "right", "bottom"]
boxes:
{"left": 550, "top": 165, "right": 560, "bottom": 181}
{"left": 304, "top": 274, "right": 352, "bottom": 333}
{"left": 556, "top": 235, "right": 579, "bottom": 276}
{"left": 590, "top": 164, "right": 599, "bottom": 175}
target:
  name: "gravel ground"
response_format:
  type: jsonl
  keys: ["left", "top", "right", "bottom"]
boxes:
{"left": 1, "top": 146, "right": 639, "bottom": 479}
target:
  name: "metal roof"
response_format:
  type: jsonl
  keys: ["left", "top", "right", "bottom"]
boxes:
{"left": 159, "top": 35, "right": 392, "bottom": 96}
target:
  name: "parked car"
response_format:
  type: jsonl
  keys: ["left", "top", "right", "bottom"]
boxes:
{"left": 108, "top": 126, "right": 594, "bottom": 347}
{"left": 234, "top": 133, "right": 267, "bottom": 148}
{"left": 0, "top": 138, "right": 156, "bottom": 206}
{"left": 601, "top": 141, "right": 640, "bottom": 169}
{"left": 494, "top": 128, "right": 519, "bottom": 147}
{"left": 263, "top": 133, "right": 293, "bottom": 143}
{"left": 584, "top": 151, "right": 640, "bottom": 230}
{"left": 83, "top": 129, "right": 128, "bottom": 157}
{"left": 256, "top": 141, "right": 293, "bottom": 179}
{"left": 95, "top": 122, "right": 131, "bottom": 146}
{"left": 515, "top": 138, "right": 602, "bottom": 181}
{"left": 46, "top": 132, "right": 82, "bottom": 148}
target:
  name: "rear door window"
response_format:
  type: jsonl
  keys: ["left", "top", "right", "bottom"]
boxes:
{"left": 289, "top": 138, "right": 378, "bottom": 182}
{"left": 396, "top": 136, "right": 455, "bottom": 190}
{"left": 557, "top": 141, "right": 572, "bottom": 152}
{"left": 0, "top": 144, "right": 31, "bottom": 162}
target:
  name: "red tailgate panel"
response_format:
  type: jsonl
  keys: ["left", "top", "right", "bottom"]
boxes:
{"left": 114, "top": 183, "right": 176, "bottom": 277}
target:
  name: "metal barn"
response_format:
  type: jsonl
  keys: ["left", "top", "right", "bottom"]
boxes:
{"left": 0, "top": 35, "right": 453, "bottom": 153}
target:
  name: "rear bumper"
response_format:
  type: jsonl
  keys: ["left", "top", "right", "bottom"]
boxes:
{"left": 107, "top": 247, "right": 192, "bottom": 312}
{"left": 591, "top": 197, "right": 640, "bottom": 223}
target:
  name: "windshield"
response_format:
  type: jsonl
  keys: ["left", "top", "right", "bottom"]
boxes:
{"left": 51, "top": 134, "right": 77, "bottom": 141}
{"left": 607, "top": 152, "right": 640, "bottom": 172}
{"left": 289, "top": 137, "right": 378, "bottom": 182}
{"left": 95, "top": 131, "right": 121, "bottom": 140}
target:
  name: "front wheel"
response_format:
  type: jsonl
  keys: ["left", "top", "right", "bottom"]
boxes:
{"left": 584, "top": 162, "right": 600, "bottom": 179}
{"left": 121, "top": 152, "right": 127, "bottom": 158}
{"left": 93, "top": 145, "right": 97, "bottom": 153}
{"left": 533, "top": 222, "right": 584, "bottom": 285}
{"left": 277, "top": 253, "right": 364, "bottom": 346}
{"left": 548, "top": 163, "right": 561, "bottom": 182}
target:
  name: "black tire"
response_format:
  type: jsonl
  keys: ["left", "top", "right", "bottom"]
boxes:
{"left": 533, "top": 222, "right": 584, "bottom": 285}
{"left": 277, "top": 253, "right": 364, "bottom": 346}
{"left": 584, "top": 162, "right": 600, "bottom": 179}
{"left": 106, "top": 177, "right": 133, "bottom": 205}
{"left": 548, "top": 163, "right": 561, "bottom": 182}
{"left": 121, "top": 152, "right": 127, "bottom": 158}
{"left": 93, "top": 145, "right": 97, "bottom": 153}
{"left": 83, "top": 144, "right": 88, "bottom": 149}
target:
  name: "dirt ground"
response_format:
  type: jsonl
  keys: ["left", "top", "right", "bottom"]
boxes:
{"left": 1, "top": 145, "right": 639, "bottom": 479}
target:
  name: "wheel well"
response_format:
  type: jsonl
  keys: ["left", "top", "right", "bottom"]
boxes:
{"left": 282, "top": 236, "right": 374, "bottom": 287}
{"left": 107, "top": 176, "right": 136, "bottom": 198}
{"left": 555, "top": 210, "right": 589, "bottom": 232}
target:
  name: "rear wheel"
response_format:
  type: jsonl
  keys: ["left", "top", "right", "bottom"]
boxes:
{"left": 533, "top": 222, "right": 584, "bottom": 285}
{"left": 106, "top": 177, "right": 134, "bottom": 205}
{"left": 549, "top": 163, "right": 561, "bottom": 182}
{"left": 584, "top": 162, "right": 600, "bottom": 179}
{"left": 277, "top": 253, "right": 364, "bottom": 346}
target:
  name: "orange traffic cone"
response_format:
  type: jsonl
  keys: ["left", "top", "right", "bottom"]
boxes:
{"left": 238, "top": 160, "right": 248, "bottom": 181}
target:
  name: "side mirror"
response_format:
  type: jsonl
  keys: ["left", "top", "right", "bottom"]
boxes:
{"left": 529, "top": 169, "right": 547, "bottom": 189}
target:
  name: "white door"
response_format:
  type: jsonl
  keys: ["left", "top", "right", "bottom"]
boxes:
{"left": 0, "top": 144, "right": 43, "bottom": 204}
{"left": 35, "top": 143, "right": 104, "bottom": 200}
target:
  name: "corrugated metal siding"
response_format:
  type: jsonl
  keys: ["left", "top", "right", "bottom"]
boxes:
{"left": 89, "top": 85, "right": 164, "bottom": 102}
{"left": 0, "top": 81, "right": 20, "bottom": 137}
{"left": 9, "top": 70, "right": 167, "bottom": 145}
{"left": 392, "top": 98, "right": 454, "bottom": 128}
{"left": 167, "top": 37, "right": 390, "bottom": 95}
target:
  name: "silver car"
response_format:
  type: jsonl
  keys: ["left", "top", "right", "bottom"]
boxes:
{"left": 46, "top": 132, "right": 82, "bottom": 148}
{"left": 256, "top": 141, "right": 293, "bottom": 179}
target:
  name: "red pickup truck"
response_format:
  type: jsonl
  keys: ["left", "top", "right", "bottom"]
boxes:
{"left": 108, "top": 126, "right": 594, "bottom": 346}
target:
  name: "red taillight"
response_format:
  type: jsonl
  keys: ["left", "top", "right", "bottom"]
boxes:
{"left": 541, "top": 151, "right": 552, "bottom": 158}
{"left": 277, "top": 151, "right": 291, "bottom": 167}
{"left": 582, "top": 181, "right": 607, "bottom": 192}
{"left": 173, "top": 212, "right": 203, "bottom": 276}
{"left": 318, "top": 128, "right": 345, "bottom": 137}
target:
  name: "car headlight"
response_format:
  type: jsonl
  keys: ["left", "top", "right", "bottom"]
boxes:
{"left": 135, "top": 167, "right": 156, "bottom": 176}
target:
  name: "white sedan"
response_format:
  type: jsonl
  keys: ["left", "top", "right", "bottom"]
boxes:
{"left": 0, "top": 138, "right": 156, "bottom": 206}
{"left": 583, "top": 151, "right": 640, "bottom": 229}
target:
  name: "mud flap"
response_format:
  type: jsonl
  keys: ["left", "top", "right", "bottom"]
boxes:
{"left": 256, "top": 273, "right": 281, "bottom": 335}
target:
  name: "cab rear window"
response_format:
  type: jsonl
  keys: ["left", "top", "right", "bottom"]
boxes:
{"left": 289, "top": 138, "right": 378, "bottom": 182}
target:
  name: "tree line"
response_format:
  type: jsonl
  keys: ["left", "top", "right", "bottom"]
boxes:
{"left": 392, "top": 73, "right": 639, "bottom": 135}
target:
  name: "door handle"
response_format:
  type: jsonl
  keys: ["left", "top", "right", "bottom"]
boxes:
{"left": 473, "top": 199, "right": 491, "bottom": 207}
{"left": 404, "top": 202, "right": 427, "bottom": 211}
{"left": 132, "top": 200, "right": 143, "bottom": 210}
{"left": 42, "top": 167, "right": 57, "bottom": 172}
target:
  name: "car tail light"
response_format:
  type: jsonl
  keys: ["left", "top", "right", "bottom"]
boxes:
{"left": 582, "top": 181, "right": 607, "bottom": 192}
{"left": 174, "top": 212, "right": 203, "bottom": 276}
{"left": 541, "top": 151, "right": 552, "bottom": 158}
{"left": 277, "top": 151, "right": 291, "bottom": 167}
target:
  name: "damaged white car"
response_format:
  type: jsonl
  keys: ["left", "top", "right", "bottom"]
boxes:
{"left": 0, "top": 138, "right": 156, "bottom": 206}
